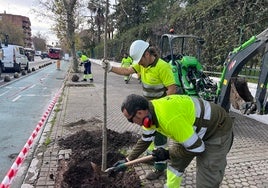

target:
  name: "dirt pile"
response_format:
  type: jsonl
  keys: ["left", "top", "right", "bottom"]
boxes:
{"left": 56, "top": 128, "right": 141, "bottom": 188}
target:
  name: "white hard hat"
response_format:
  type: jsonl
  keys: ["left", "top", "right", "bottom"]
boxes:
{"left": 129, "top": 40, "right": 149, "bottom": 63}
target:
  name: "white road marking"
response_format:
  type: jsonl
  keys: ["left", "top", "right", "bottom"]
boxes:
{"left": 12, "top": 95, "right": 21, "bottom": 102}
{"left": 29, "top": 84, "right": 36, "bottom": 89}
{"left": 24, "top": 94, "right": 36, "bottom": 97}
{"left": 0, "top": 91, "right": 9, "bottom": 97}
{"left": 24, "top": 94, "right": 50, "bottom": 97}
{"left": 23, "top": 94, "right": 51, "bottom": 97}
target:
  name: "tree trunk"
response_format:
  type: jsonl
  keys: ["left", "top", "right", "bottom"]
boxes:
{"left": 62, "top": 0, "right": 78, "bottom": 72}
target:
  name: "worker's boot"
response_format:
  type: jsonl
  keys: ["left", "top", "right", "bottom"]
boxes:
{"left": 145, "top": 169, "right": 165, "bottom": 180}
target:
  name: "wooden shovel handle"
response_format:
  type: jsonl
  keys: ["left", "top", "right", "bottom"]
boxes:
{"left": 124, "top": 155, "right": 154, "bottom": 167}
{"left": 104, "top": 155, "right": 154, "bottom": 173}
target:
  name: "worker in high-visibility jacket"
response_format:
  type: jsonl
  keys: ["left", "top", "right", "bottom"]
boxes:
{"left": 77, "top": 51, "right": 93, "bottom": 82}
{"left": 102, "top": 40, "right": 177, "bottom": 180}
{"left": 121, "top": 52, "right": 133, "bottom": 83}
{"left": 118, "top": 94, "right": 234, "bottom": 188}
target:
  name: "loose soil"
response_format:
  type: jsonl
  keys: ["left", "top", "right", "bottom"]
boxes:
{"left": 55, "top": 118, "right": 141, "bottom": 188}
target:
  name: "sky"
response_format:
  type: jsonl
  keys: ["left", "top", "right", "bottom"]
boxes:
{"left": 0, "top": 0, "right": 117, "bottom": 46}
{"left": 0, "top": 0, "right": 58, "bottom": 45}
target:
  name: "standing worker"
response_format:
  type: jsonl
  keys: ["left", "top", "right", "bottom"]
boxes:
{"left": 117, "top": 94, "right": 234, "bottom": 188}
{"left": 121, "top": 52, "right": 133, "bottom": 84}
{"left": 102, "top": 40, "right": 177, "bottom": 180}
{"left": 77, "top": 51, "right": 93, "bottom": 82}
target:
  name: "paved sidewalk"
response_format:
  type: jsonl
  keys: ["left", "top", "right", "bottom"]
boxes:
{"left": 16, "top": 61, "right": 268, "bottom": 187}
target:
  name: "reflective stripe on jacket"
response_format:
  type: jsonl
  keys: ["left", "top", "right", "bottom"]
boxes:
{"left": 132, "top": 58, "right": 175, "bottom": 99}
{"left": 127, "top": 95, "right": 232, "bottom": 160}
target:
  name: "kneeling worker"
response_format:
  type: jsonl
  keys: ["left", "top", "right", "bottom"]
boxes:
{"left": 116, "top": 94, "right": 234, "bottom": 188}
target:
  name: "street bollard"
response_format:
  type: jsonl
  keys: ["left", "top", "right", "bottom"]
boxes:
{"left": 56, "top": 60, "right": 61, "bottom": 70}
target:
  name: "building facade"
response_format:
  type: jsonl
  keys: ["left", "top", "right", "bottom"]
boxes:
{"left": 0, "top": 13, "right": 32, "bottom": 48}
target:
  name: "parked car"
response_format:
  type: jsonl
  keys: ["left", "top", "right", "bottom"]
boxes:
{"left": 35, "top": 50, "right": 42, "bottom": 56}
{"left": 41, "top": 51, "right": 48, "bottom": 59}
{"left": 2, "top": 44, "right": 29, "bottom": 72}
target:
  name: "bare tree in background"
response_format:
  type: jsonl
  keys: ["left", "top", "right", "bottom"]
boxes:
{"left": 33, "top": 0, "right": 85, "bottom": 72}
{"left": 87, "top": 0, "right": 106, "bottom": 43}
{"left": 32, "top": 33, "right": 47, "bottom": 51}
{"left": 0, "top": 20, "right": 24, "bottom": 46}
{"left": 62, "top": 0, "right": 79, "bottom": 72}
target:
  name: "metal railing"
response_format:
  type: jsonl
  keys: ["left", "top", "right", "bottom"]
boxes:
{"left": 204, "top": 66, "right": 261, "bottom": 82}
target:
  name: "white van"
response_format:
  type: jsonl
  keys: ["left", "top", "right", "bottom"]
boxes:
{"left": 0, "top": 45, "right": 3, "bottom": 75}
{"left": 2, "top": 44, "right": 29, "bottom": 72}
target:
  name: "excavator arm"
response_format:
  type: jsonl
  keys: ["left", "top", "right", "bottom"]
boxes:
{"left": 255, "top": 43, "right": 268, "bottom": 114}
{"left": 217, "top": 27, "right": 268, "bottom": 114}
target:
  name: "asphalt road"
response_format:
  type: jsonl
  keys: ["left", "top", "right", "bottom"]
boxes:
{"left": 0, "top": 59, "right": 70, "bottom": 181}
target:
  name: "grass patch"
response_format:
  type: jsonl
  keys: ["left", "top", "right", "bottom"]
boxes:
{"left": 44, "top": 137, "right": 51, "bottom": 146}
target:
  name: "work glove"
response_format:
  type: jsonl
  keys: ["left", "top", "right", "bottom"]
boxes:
{"left": 112, "top": 158, "right": 128, "bottom": 173}
{"left": 113, "top": 158, "right": 127, "bottom": 167}
{"left": 102, "top": 59, "right": 112, "bottom": 72}
{"left": 152, "top": 148, "right": 170, "bottom": 162}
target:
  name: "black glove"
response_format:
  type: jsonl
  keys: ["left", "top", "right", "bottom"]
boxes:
{"left": 111, "top": 158, "right": 128, "bottom": 173}
{"left": 152, "top": 148, "right": 169, "bottom": 162}
{"left": 113, "top": 158, "right": 127, "bottom": 167}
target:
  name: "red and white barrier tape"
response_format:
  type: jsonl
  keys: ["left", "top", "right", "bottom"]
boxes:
{"left": 0, "top": 88, "right": 62, "bottom": 188}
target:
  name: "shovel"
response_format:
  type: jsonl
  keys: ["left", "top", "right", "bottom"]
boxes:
{"left": 104, "top": 155, "right": 154, "bottom": 173}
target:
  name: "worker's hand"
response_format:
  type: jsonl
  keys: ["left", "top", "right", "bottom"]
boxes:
{"left": 102, "top": 59, "right": 112, "bottom": 72}
{"left": 113, "top": 164, "right": 127, "bottom": 173}
{"left": 109, "top": 159, "right": 128, "bottom": 174}
{"left": 113, "top": 158, "right": 127, "bottom": 167}
{"left": 152, "top": 148, "right": 169, "bottom": 162}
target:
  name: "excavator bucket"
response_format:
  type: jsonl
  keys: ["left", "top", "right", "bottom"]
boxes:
{"left": 230, "top": 77, "right": 256, "bottom": 114}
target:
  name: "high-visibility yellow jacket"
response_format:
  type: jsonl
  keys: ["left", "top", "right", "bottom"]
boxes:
{"left": 80, "top": 54, "right": 89, "bottom": 63}
{"left": 132, "top": 58, "right": 175, "bottom": 100}
{"left": 127, "top": 95, "right": 233, "bottom": 160}
{"left": 121, "top": 56, "right": 133, "bottom": 67}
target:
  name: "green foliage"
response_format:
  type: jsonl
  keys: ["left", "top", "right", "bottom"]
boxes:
{"left": 118, "top": 148, "right": 128, "bottom": 156}
{"left": 88, "top": 0, "right": 267, "bottom": 68}
{"left": 0, "top": 20, "right": 24, "bottom": 46}
{"left": 179, "top": 0, "right": 267, "bottom": 65}
{"left": 44, "top": 137, "right": 51, "bottom": 146}
{"left": 112, "top": 0, "right": 151, "bottom": 34}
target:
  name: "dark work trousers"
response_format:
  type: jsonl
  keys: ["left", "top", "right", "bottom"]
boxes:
{"left": 84, "top": 61, "right": 92, "bottom": 75}
{"left": 83, "top": 61, "right": 93, "bottom": 80}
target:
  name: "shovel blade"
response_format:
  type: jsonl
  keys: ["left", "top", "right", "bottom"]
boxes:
{"left": 104, "top": 167, "right": 115, "bottom": 173}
